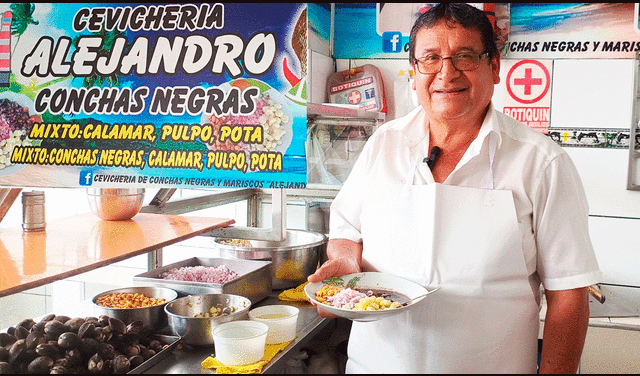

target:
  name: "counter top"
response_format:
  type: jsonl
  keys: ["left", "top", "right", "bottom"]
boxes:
{"left": 3, "top": 290, "right": 333, "bottom": 374}
{"left": 0, "top": 212, "right": 234, "bottom": 297}
{"left": 540, "top": 293, "right": 640, "bottom": 332}
{"left": 143, "top": 293, "right": 333, "bottom": 374}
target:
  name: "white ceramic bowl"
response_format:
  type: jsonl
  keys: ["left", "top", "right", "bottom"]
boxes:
{"left": 212, "top": 320, "right": 268, "bottom": 366}
{"left": 248, "top": 305, "right": 299, "bottom": 344}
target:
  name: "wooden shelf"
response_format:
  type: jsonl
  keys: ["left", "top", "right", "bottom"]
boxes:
{"left": 0, "top": 212, "right": 234, "bottom": 297}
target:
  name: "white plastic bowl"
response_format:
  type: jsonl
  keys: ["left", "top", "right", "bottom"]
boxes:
{"left": 212, "top": 320, "right": 269, "bottom": 365}
{"left": 248, "top": 305, "right": 299, "bottom": 344}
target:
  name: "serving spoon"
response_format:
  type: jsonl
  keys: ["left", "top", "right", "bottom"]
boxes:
{"left": 400, "top": 286, "right": 441, "bottom": 307}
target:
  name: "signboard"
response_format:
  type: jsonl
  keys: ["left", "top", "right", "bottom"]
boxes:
{"left": 506, "top": 3, "right": 640, "bottom": 59}
{"left": 0, "top": 3, "right": 308, "bottom": 189}
{"left": 333, "top": 3, "right": 509, "bottom": 59}
{"left": 332, "top": 3, "right": 639, "bottom": 60}
{"left": 502, "top": 59, "right": 552, "bottom": 133}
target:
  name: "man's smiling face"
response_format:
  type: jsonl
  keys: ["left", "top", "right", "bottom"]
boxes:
{"left": 412, "top": 19, "right": 500, "bottom": 127}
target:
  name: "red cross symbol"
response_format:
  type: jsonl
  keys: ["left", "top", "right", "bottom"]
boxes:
{"left": 514, "top": 68, "right": 541, "bottom": 95}
{"left": 506, "top": 60, "right": 550, "bottom": 105}
{"left": 348, "top": 90, "right": 361, "bottom": 104}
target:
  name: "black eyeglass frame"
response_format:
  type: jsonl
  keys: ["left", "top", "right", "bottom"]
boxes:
{"left": 413, "top": 51, "right": 490, "bottom": 74}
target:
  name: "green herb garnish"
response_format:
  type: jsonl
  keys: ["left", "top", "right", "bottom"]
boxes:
{"left": 346, "top": 276, "right": 360, "bottom": 289}
{"left": 323, "top": 276, "right": 344, "bottom": 286}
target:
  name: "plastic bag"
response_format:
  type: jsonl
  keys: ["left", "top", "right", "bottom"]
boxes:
{"left": 393, "top": 69, "right": 420, "bottom": 118}
{"left": 306, "top": 123, "right": 371, "bottom": 185}
{"left": 306, "top": 124, "right": 341, "bottom": 185}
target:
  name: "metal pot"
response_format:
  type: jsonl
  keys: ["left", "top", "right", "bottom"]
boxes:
{"left": 92, "top": 286, "right": 178, "bottom": 331}
{"left": 164, "top": 293, "right": 251, "bottom": 346}
{"left": 87, "top": 188, "right": 145, "bottom": 221}
{"left": 214, "top": 229, "right": 327, "bottom": 290}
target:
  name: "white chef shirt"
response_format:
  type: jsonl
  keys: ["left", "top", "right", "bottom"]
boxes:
{"left": 330, "top": 104, "right": 602, "bottom": 295}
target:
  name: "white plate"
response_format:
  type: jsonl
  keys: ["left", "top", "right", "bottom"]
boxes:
{"left": 305, "top": 272, "right": 439, "bottom": 322}
{"left": 201, "top": 79, "right": 293, "bottom": 155}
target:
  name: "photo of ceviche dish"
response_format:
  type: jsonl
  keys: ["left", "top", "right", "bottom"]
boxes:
{"left": 203, "top": 78, "right": 293, "bottom": 156}
{"left": 304, "top": 272, "right": 439, "bottom": 322}
{"left": 0, "top": 93, "right": 42, "bottom": 175}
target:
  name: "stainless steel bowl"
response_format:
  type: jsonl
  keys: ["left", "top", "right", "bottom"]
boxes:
{"left": 214, "top": 229, "right": 328, "bottom": 289}
{"left": 87, "top": 188, "right": 145, "bottom": 221}
{"left": 92, "top": 286, "right": 178, "bottom": 331}
{"left": 164, "top": 293, "right": 251, "bottom": 346}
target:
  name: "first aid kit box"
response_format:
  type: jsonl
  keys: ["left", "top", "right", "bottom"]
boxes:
{"left": 327, "top": 64, "right": 387, "bottom": 114}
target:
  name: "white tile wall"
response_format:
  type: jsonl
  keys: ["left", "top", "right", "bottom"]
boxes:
{"left": 550, "top": 59, "right": 634, "bottom": 130}
{"left": 0, "top": 288, "right": 48, "bottom": 330}
{"left": 309, "top": 50, "right": 334, "bottom": 104}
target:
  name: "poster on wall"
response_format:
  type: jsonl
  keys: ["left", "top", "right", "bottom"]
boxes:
{"left": 636, "top": 3, "right": 640, "bottom": 35}
{"left": 308, "top": 3, "right": 331, "bottom": 57}
{"left": 502, "top": 59, "right": 552, "bottom": 133}
{"left": 333, "top": 3, "right": 509, "bottom": 59}
{"left": 506, "top": 3, "right": 640, "bottom": 59}
{"left": 0, "top": 3, "right": 308, "bottom": 189}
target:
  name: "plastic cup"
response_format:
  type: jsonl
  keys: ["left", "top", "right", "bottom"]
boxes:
{"left": 212, "top": 320, "right": 268, "bottom": 365}
{"left": 248, "top": 305, "right": 299, "bottom": 344}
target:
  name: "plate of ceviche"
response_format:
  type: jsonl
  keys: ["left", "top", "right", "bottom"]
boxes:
{"left": 304, "top": 272, "right": 439, "bottom": 322}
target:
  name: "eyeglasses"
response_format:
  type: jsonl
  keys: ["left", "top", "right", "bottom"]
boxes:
{"left": 414, "top": 51, "right": 490, "bottom": 74}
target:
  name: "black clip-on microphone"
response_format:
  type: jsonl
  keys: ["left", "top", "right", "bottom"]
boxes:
{"left": 423, "top": 146, "right": 441, "bottom": 171}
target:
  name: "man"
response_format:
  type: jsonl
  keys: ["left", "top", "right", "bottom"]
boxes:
{"left": 308, "top": 3, "right": 601, "bottom": 374}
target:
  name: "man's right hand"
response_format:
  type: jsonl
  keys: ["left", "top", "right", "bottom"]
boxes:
{"left": 307, "top": 239, "right": 364, "bottom": 318}
{"left": 307, "top": 257, "right": 362, "bottom": 318}
{"left": 307, "top": 257, "right": 361, "bottom": 283}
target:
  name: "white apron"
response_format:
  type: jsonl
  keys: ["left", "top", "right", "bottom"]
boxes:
{"left": 347, "top": 137, "right": 539, "bottom": 374}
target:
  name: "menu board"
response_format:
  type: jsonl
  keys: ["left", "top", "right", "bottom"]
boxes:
{"left": 0, "top": 3, "right": 308, "bottom": 189}
{"left": 506, "top": 3, "right": 639, "bottom": 59}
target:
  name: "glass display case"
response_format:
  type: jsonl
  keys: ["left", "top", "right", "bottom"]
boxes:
{"left": 306, "top": 103, "right": 385, "bottom": 189}
{"left": 252, "top": 103, "right": 386, "bottom": 235}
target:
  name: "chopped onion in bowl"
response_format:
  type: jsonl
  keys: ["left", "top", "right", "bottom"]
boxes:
{"left": 160, "top": 265, "right": 239, "bottom": 284}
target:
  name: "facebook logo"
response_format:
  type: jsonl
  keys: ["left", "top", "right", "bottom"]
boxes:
{"left": 79, "top": 170, "right": 93, "bottom": 186}
{"left": 382, "top": 32, "right": 403, "bottom": 53}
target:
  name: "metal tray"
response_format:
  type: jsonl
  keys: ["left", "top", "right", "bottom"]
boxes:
{"left": 133, "top": 257, "right": 272, "bottom": 304}
{"left": 128, "top": 334, "right": 180, "bottom": 374}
